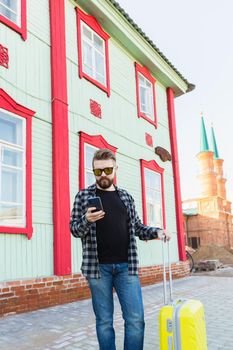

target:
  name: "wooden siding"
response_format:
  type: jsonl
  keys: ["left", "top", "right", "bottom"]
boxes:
{"left": 0, "top": 224, "right": 53, "bottom": 281}
{"left": 0, "top": 0, "right": 53, "bottom": 281}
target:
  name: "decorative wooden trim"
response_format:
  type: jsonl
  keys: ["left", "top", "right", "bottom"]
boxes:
{"left": 145, "top": 133, "right": 153, "bottom": 147}
{"left": 0, "top": 0, "right": 27, "bottom": 40}
{"left": 167, "top": 87, "right": 186, "bottom": 261}
{"left": 79, "top": 132, "right": 117, "bottom": 190}
{"left": 0, "top": 89, "right": 35, "bottom": 239}
{"left": 49, "top": 0, "right": 71, "bottom": 275}
{"left": 0, "top": 44, "right": 9, "bottom": 68}
{"left": 135, "top": 62, "right": 157, "bottom": 127}
{"left": 76, "top": 7, "right": 110, "bottom": 96}
{"left": 90, "top": 99, "right": 102, "bottom": 118}
{"left": 140, "top": 159, "right": 166, "bottom": 228}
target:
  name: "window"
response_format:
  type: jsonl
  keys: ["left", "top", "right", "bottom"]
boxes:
{"left": 144, "top": 169, "right": 162, "bottom": 227}
{"left": 82, "top": 23, "right": 106, "bottom": 87}
{"left": 0, "top": 0, "right": 19, "bottom": 24}
{"left": 84, "top": 143, "right": 98, "bottom": 187}
{"left": 0, "top": 89, "right": 35, "bottom": 238}
{"left": 140, "top": 159, "right": 165, "bottom": 228}
{"left": 135, "top": 63, "right": 157, "bottom": 127}
{"left": 76, "top": 8, "right": 110, "bottom": 96}
{"left": 139, "top": 74, "right": 153, "bottom": 117}
{"left": 188, "top": 237, "right": 200, "bottom": 249}
{"left": 79, "top": 132, "right": 117, "bottom": 189}
{"left": 0, "top": 111, "right": 25, "bottom": 227}
{"left": 0, "top": 0, "right": 27, "bottom": 40}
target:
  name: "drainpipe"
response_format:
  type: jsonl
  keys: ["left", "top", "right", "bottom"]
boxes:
{"left": 167, "top": 88, "right": 186, "bottom": 261}
{"left": 49, "top": 0, "right": 71, "bottom": 275}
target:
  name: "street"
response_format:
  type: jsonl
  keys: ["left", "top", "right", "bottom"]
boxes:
{"left": 0, "top": 272, "right": 233, "bottom": 350}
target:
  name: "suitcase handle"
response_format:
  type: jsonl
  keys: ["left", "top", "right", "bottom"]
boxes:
{"left": 162, "top": 237, "right": 173, "bottom": 304}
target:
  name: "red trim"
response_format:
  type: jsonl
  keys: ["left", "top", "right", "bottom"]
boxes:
{"left": 76, "top": 8, "right": 110, "bottom": 96}
{"left": 49, "top": 0, "right": 71, "bottom": 276}
{"left": 0, "top": 44, "right": 9, "bottom": 68}
{"left": 167, "top": 88, "right": 186, "bottom": 261}
{"left": 0, "top": 88, "right": 35, "bottom": 239}
{"left": 90, "top": 99, "right": 102, "bottom": 118}
{"left": 145, "top": 133, "right": 153, "bottom": 147}
{"left": 135, "top": 62, "right": 157, "bottom": 127}
{"left": 140, "top": 159, "right": 166, "bottom": 229}
{"left": 79, "top": 132, "right": 117, "bottom": 190}
{"left": 0, "top": 0, "right": 27, "bottom": 40}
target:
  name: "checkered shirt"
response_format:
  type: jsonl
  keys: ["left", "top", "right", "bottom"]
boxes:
{"left": 70, "top": 184, "right": 160, "bottom": 278}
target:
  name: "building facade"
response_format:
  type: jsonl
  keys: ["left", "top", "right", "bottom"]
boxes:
{"left": 0, "top": 0, "right": 192, "bottom": 316}
{"left": 183, "top": 115, "right": 233, "bottom": 249}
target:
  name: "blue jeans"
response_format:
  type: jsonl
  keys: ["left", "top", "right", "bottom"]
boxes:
{"left": 87, "top": 263, "right": 145, "bottom": 350}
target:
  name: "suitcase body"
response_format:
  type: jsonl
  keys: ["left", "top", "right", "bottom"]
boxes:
{"left": 159, "top": 299, "right": 207, "bottom": 350}
{"left": 159, "top": 239, "right": 208, "bottom": 350}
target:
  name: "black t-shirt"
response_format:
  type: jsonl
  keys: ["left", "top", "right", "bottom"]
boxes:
{"left": 96, "top": 188, "right": 129, "bottom": 264}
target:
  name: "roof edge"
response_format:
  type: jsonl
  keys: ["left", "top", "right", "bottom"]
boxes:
{"left": 108, "top": 0, "right": 195, "bottom": 92}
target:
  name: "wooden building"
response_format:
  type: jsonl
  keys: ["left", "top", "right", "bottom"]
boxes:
{"left": 0, "top": 0, "right": 193, "bottom": 316}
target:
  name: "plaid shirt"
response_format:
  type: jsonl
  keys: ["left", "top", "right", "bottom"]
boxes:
{"left": 70, "top": 184, "right": 160, "bottom": 278}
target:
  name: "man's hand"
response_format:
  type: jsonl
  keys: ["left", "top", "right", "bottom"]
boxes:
{"left": 157, "top": 229, "right": 172, "bottom": 241}
{"left": 86, "top": 207, "right": 105, "bottom": 223}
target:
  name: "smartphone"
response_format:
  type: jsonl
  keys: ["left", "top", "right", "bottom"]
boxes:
{"left": 87, "top": 196, "right": 103, "bottom": 212}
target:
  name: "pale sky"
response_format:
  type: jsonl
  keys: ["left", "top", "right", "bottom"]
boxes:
{"left": 117, "top": 0, "right": 233, "bottom": 202}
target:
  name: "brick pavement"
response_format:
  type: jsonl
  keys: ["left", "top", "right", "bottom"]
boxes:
{"left": 0, "top": 274, "right": 233, "bottom": 350}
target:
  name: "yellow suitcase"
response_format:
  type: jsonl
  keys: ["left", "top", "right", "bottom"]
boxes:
{"left": 159, "top": 240, "right": 208, "bottom": 350}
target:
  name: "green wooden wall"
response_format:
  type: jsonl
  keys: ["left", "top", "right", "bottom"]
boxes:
{"left": 0, "top": 0, "right": 53, "bottom": 281}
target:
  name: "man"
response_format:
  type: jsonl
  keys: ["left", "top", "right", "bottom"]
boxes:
{"left": 70, "top": 148, "right": 171, "bottom": 350}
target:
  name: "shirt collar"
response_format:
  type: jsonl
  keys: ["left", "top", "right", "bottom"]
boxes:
{"left": 87, "top": 183, "right": 122, "bottom": 194}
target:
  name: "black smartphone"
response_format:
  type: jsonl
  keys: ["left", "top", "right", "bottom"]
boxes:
{"left": 87, "top": 196, "right": 104, "bottom": 212}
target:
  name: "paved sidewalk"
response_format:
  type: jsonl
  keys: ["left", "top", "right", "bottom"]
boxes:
{"left": 1, "top": 274, "right": 233, "bottom": 350}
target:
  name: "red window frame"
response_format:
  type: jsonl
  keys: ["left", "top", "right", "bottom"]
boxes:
{"left": 135, "top": 62, "right": 157, "bottom": 127}
{"left": 0, "top": 89, "right": 35, "bottom": 239}
{"left": 79, "top": 132, "right": 117, "bottom": 190}
{"left": 0, "top": 0, "right": 27, "bottom": 40}
{"left": 140, "top": 159, "right": 166, "bottom": 228}
{"left": 76, "top": 8, "right": 110, "bottom": 96}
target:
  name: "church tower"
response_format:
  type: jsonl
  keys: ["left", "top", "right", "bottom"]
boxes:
{"left": 210, "top": 125, "right": 231, "bottom": 213}
{"left": 197, "top": 115, "right": 217, "bottom": 198}
{"left": 183, "top": 114, "right": 233, "bottom": 249}
{"left": 211, "top": 125, "right": 226, "bottom": 199}
{"left": 197, "top": 115, "right": 231, "bottom": 217}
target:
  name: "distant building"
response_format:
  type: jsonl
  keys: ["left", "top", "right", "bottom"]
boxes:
{"left": 183, "top": 115, "right": 233, "bottom": 249}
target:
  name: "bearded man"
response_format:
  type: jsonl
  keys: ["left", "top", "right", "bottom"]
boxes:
{"left": 70, "top": 148, "right": 171, "bottom": 350}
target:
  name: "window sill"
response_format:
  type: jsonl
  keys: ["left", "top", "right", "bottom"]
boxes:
{"left": 0, "top": 14, "right": 26, "bottom": 40}
{"left": 0, "top": 225, "right": 33, "bottom": 239}
{"left": 80, "top": 71, "right": 110, "bottom": 97}
{"left": 139, "top": 112, "right": 157, "bottom": 128}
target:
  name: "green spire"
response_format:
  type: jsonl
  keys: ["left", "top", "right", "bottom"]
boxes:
{"left": 211, "top": 124, "right": 220, "bottom": 159}
{"left": 200, "top": 114, "right": 210, "bottom": 152}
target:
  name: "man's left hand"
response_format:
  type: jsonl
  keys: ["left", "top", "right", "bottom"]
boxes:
{"left": 157, "top": 229, "right": 172, "bottom": 241}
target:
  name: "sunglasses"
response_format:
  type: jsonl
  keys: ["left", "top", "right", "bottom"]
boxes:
{"left": 93, "top": 167, "right": 114, "bottom": 176}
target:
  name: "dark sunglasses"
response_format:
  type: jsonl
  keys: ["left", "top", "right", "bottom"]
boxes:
{"left": 93, "top": 167, "right": 114, "bottom": 176}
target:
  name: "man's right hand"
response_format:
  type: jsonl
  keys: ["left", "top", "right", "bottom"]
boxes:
{"left": 85, "top": 207, "right": 105, "bottom": 223}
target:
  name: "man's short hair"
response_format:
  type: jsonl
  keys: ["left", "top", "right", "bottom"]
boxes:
{"left": 92, "top": 148, "right": 116, "bottom": 167}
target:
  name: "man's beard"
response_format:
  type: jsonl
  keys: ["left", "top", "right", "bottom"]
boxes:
{"left": 96, "top": 177, "right": 114, "bottom": 189}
